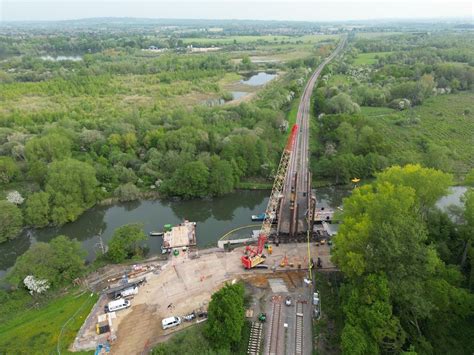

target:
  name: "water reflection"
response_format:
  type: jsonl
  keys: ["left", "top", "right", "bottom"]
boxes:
{"left": 436, "top": 186, "right": 468, "bottom": 210}
{"left": 40, "top": 55, "right": 83, "bottom": 61}
{"left": 240, "top": 72, "right": 277, "bottom": 86}
{"left": 0, "top": 190, "right": 269, "bottom": 274}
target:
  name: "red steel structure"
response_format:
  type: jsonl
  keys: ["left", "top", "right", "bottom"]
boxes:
{"left": 241, "top": 124, "right": 299, "bottom": 269}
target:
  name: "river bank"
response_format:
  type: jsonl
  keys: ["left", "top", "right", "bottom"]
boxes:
{"left": 1, "top": 185, "right": 468, "bottom": 279}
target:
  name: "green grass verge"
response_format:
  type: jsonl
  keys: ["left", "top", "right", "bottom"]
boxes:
{"left": 287, "top": 98, "right": 299, "bottom": 127}
{"left": 0, "top": 291, "right": 98, "bottom": 354}
{"left": 360, "top": 106, "right": 396, "bottom": 116}
{"left": 236, "top": 179, "right": 272, "bottom": 190}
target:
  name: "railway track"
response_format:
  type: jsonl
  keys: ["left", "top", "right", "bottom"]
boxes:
{"left": 247, "top": 321, "right": 263, "bottom": 355}
{"left": 278, "top": 35, "right": 346, "bottom": 236}
{"left": 266, "top": 297, "right": 282, "bottom": 355}
{"left": 295, "top": 302, "right": 304, "bottom": 355}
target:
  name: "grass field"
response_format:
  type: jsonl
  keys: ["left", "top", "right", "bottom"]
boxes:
{"left": 0, "top": 291, "right": 98, "bottom": 354}
{"left": 327, "top": 73, "right": 351, "bottom": 86}
{"left": 355, "top": 32, "right": 404, "bottom": 39}
{"left": 182, "top": 34, "right": 339, "bottom": 46}
{"left": 360, "top": 106, "right": 396, "bottom": 116}
{"left": 353, "top": 51, "right": 392, "bottom": 66}
{"left": 368, "top": 92, "right": 474, "bottom": 175}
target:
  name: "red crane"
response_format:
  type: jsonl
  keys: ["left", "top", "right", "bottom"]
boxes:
{"left": 241, "top": 124, "right": 298, "bottom": 269}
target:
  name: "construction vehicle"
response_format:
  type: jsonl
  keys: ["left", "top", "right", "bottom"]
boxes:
{"left": 241, "top": 124, "right": 298, "bottom": 269}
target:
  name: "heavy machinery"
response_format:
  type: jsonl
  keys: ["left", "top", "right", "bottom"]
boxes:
{"left": 241, "top": 124, "right": 298, "bottom": 269}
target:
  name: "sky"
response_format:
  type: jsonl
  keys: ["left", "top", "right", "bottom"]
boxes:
{"left": 1, "top": 0, "right": 473, "bottom": 22}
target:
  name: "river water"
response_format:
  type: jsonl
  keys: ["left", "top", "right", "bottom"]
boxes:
{"left": 0, "top": 186, "right": 467, "bottom": 277}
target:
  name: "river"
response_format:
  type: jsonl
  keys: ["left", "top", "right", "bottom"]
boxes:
{"left": 0, "top": 186, "right": 467, "bottom": 278}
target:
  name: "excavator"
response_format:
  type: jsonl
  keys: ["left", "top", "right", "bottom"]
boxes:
{"left": 241, "top": 124, "right": 298, "bottom": 269}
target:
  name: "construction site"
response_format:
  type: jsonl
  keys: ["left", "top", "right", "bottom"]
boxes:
{"left": 71, "top": 37, "right": 345, "bottom": 355}
{"left": 73, "top": 241, "right": 334, "bottom": 354}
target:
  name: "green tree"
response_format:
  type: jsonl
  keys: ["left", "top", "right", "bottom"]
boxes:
{"left": 205, "top": 282, "right": 245, "bottom": 350}
{"left": 166, "top": 161, "right": 209, "bottom": 198}
{"left": 376, "top": 164, "right": 452, "bottom": 213}
{"left": 0, "top": 201, "right": 23, "bottom": 243}
{"left": 108, "top": 223, "right": 147, "bottom": 263}
{"left": 465, "top": 169, "right": 474, "bottom": 187}
{"left": 336, "top": 121, "right": 357, "bottom": 153}
{"left": 208, "top": 157, "right": 234, "bottom": 196}
{"left": 8, "top": 235, "right": 86, "bottom": 287}
{"left": 114, "top": 183, "right": 140, "bottom": 202}
{"left": 24, "top": 192, "right": 50, "bottom": 228}
{"left": 341, "top": 274, "right": 405, "bottom": 355}
{"left": 0, "top": 157, "right": 19, "bottom": 184}
{"left": 461, "top": 189, "right": 474, "bottom": 268}
{"left": 326, "top": 93, "right": 360, "bottom": 114}
{"left": 25, "top": 133, "right": 71, "bottom": 163}
{"left": 45, "top": 159, "right": 98, "bottom": 225}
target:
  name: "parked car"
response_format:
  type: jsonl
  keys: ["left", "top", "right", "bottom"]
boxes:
{"left": 285, "top": 296, "right": 292, "bottom": 306}
{"left": 313, "top": 292, "right": 320, "bottom": 306}
{"left": 183, "top": 312, "right": 196, "bottom": 321}
{"left": 162, "top": 316, "right": 181, "bottom": 330}
{"left": 104, "top": 298, "right": 130, "bottom": 313}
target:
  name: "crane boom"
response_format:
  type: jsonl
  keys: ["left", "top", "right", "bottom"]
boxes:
{"left": 241, "top": 124, "right": 298, "bottom": 269}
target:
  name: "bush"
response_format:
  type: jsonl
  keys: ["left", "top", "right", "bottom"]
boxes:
{"left": 24, "top": 192, "right": 50, "bottom": 227}
{"left": 0, "top": 201, "right": 23, "bottom": 243}
{"left": 114, "top": 182, "right": 140, "bottom": 202}
{"left": 326, "top": 93, "right": 360, "bottom": 114}
{"left": 107, "top": 224, "right": 147, "bottom": 263}
{"left": 0, "top": 157, "right": 19, "bottom": 184}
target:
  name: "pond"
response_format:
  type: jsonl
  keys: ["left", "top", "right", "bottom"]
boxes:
{"left": 40, "top": 55, "right": 83, "bottom": 61}
{"left": 240, "top": 72, "right": 277, "bottom": 86}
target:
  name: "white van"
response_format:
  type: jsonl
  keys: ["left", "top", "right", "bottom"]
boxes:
{"left": 162, "top": 316, "right": 181, "bottom": 330}
{"left": 115, "top": 286, "right": 138, "bottom": 299}
{"left": 105, "top": 298, "right": 131, "bottom": 313}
